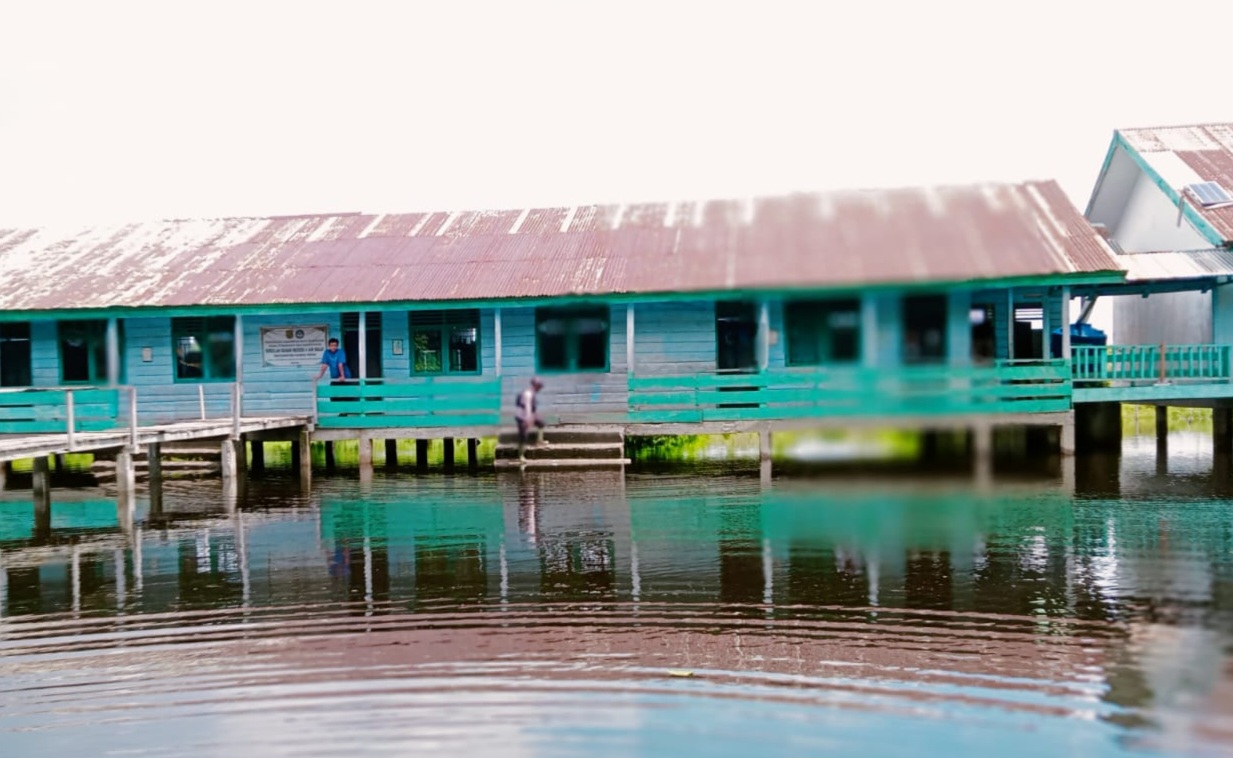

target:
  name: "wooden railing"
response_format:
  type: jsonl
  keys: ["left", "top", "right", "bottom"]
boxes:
{"left": 0, "top": 387, "right": 121, "bottom": 435}
{"left": 315, "top": 377, "right": 503, "bottom": 429}
{"left": 1071, "top": 344, "right": 1232, "bottom": 384}
{"left": 628, "top": 360, "right": 1072, "bottom": 422}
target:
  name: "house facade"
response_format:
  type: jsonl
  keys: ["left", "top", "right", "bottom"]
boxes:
{"left": 0, "top": 181, "right": 1126, "bottom": 449}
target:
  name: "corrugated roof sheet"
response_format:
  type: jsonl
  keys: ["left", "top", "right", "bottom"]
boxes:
{"left": 0, "top": 181, "right": 1120, "bottom": 313}
{"left": 1121, "top": 123, "right": 1233, "bottom": 243}
{"left": 1117, "top": 249, "right": 1233, "bottom": 282}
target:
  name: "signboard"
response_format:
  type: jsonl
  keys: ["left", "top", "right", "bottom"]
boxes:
{"left": 260, "top": 325, "right": 329, "bottom": 367}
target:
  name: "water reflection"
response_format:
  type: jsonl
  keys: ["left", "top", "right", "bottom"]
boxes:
{"left": 0, "top": 455, "right": 1231, "bottom": 757}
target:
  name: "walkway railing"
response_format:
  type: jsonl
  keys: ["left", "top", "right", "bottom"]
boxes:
{"left": 628, "top": 360, "right": 1072, "bottom": 422}
{"left": 0, "top": 387, "right": 120, "bottom": 435}
{"left": 315, "top": 377, "right": 503, "bottom": 429}
{"left": 1071, "top": 344, "right": 1232, "bottom": 384}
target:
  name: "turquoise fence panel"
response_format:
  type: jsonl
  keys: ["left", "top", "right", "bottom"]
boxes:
{"left": 1073, "top": 344, "right": 1232, "bottom": 384}
{"left": 0, "top": 387, "right": 121, "bottom": 435}
{"left": 316, "top": 377, "right": 502, "bottom": 428}
{"left": 628, "top": 360, "right": 1072, "bottom": 423}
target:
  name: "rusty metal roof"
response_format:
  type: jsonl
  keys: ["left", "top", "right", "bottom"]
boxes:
{"left": 1117, "top": 248, "right": 1233, "bottom": 282}
{"left": 1120, "top": 123, "right": 1233, "bottom": 243}
{"left": 0, "top": 181, "right": 1121, "bottom": 313}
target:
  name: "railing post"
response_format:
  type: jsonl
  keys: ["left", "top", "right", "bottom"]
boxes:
{"left": 312, "top": 379, "right": 319, "bottom": 425}
{"left": 128, "top": 387, "right": 138, "bottom": 448}
{"left": 198, "top": 384, "right": 206, "bottom": 420}
{"left": 66, "top": 390, "right": 76, "bottom": 452}
{"left": 231, "top": 383, "right": 240, "bottom": 440}
{"left": 1158, "top": 342, "right": 1167, "bottom": 384}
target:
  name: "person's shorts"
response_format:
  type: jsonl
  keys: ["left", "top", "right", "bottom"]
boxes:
{"left": 516, "top": 416, "right": 544, "bottom": 442}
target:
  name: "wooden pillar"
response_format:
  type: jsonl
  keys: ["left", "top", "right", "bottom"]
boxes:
{"left": 759, "top": 429, "right": 772, "bottom": 462}
{"left": 1060, "top": 286, "right": 1071, "bottom": 359}
{"left": 147, "top": 442, "right": 162, "bottom": 483}
{"left": 324, "top": 440, "right": 336, "bottom": 470}
{"left": 467, "top": 438, "right": 479, "bottom": 471}
{"left": 1060, "top": 412, "right": 1076, "bottom": 456}
{"left": 756, "top": 301, "right": 770, "bottom": 372}
{"left": 358, "top": 311, "right": 367, "bottom": 380}
{"left": 1156, "top": 405, "right": 1169, "bottom": 470}
{"left": 1042, "top": 292, "right": 1052, "bottom": 359}
{"left": 32, "top": 456, "right": 51, "bottom": 542}
{"left": 443, "top": 437, "right": 455, "bottom": 472}
{"left": 416, "top": 439, "right": 429, "bottom": 472}
{"left": 297, "top": 429, "right": 312, "bottom": 483}
{"left": 250, "top": 439, "right": 265, "bottom": 473}
{"left": 972, "top": 423, "right": 993, "bottom": 486}
{"left": 0, "top": 460, "right": 8, "bottom": 491}
{"left": 861, "top": 294, "right": 878, "bottom": 368}
{"left": 221, "top": 438, "right": 238, "bottom": 484}
{"left": 1006, "top": 288, "right": 1015, "bottom": 360}
{"left": 106, "top": 317, "right": 120, "bottom": 386}
{"left": 358, "top": 433, "right": 373, "bottom": 476}
{"left": 494, "top": 308, "right": 503, "bottom": 377}
{"left": 116, "top": 447, "right": 136, "bottom": 528}
{"left": 1215, "top": 408, "right": 1233, "bottom": 456}
{"left": 626, "top": 304, "right": 635, "bottom": 376}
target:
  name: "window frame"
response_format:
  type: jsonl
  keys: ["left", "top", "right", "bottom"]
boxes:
{"left": 535, "top": 305, "right": 610, "bottom": 373}
{"left": 171, "top": 316, "right": 236, "bottom": 382}
{"left": 409, "top": 309, "right": 482, "bottom": 376}
{"left": 784, "top": 298, "right": 862, "bottom": 367}
{"left": 58, "top": 319, "right": 121, "bottom": 385}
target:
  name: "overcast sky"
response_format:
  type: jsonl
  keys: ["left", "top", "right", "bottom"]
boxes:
{"left": 1, "top": 0, "right": 1230, "bottom": 227}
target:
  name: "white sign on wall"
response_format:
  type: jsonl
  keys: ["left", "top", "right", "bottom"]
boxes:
{"left": 260, "top": 325, "right": 329, "bottom": 367}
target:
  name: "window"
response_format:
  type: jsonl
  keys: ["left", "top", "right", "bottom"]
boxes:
{"left": 903, "top": 295, "right": 947, "bottom": 364}
{"left": 172, "top": 317, "right": 236, "bottom": 380}
{"left": 0, "top": 322, "right": 31, "bottom": 387}
{"left": 785, "top": 299, "right": 860, "bottom": 366}
{"left": 536, "top": 305, "right": 609, "bottom": 372}
{"left": 59, "top": 320, "right": 120, "bottom": 384}
{"left": 410, "top": 310, "right": 480, "bottom": 375}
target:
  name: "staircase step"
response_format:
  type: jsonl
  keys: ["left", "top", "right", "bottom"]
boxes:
{"left": 495, "top": 429, "right": 624, "bottom": 446}
{"left": 494, "top": 442, "right": 625, "bottom": 460}
{"left": 494, "top": 457, "right": 630, "bottom": 470}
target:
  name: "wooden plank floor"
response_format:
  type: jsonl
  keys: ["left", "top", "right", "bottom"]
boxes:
{"left": 0, "top": 415, "right": 311, "bottom": 463}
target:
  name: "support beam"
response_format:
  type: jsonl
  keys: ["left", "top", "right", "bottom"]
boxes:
{"left": 234, "top": 314, "right": 244, "bottom": 418}
{"left": 759, "top": 428, "right": 772, "bottom": 462}
{"left": 147, "top": 442, "right": 162, "bottom": 483}
{"left": 1042, "top": 292, "right": 1052, "bottom": 360}
{"left": 443, "top": 437, "right": 455, "bottom": 472}
{"left": 1215, "top": 408, "right": 1233, "bottom": 456}
{"left": 756, "top": 301, "right": 770, "bottom": 372}
{"left": 494, "top": 308, "right": 503, "bottom": 377}
{"left": 626, "top": 304, "right": 635, "bottom": 376}
{"left": 106, "top": 317, "right": 120, "bottom": 386}
{"left": 1006, "top": 289, "right": 1015, "bottom": 360}
{"left": 116, "top": 447, "right": 136, "bottom": 530}
{"left": 972, "top": 423, "right": 993, "bottom": 485}
{"left": 250, "top": 439, "right": 265, "bottom": 474}
{"left": 416, "top": 439, "right": 429, "bottom": 472}
{"left": 221, "top": 438, "right": 239, "bottom": 484}
{"left": 32, "top": 457, "right": 51, "bottom": 542}
{"left": 358, "top": 432, "right": 373, "bottom": 475}
{"left": 297, "top": 429, "right": 312, "bottom": 484}
{"left": 861, "top": 294, "right": 878, "bottom": 368}
{"left": 1060, "top": 413, "right": 1077, "bottom": 456}
{"left": 1060, "top": 286, "right": 1072, "bottom": 359}
{"left": 467, "top": 438, "right": 479, "bottom": 471}
{"left": 358, "top": 311, "right": 367, "bottom": 381}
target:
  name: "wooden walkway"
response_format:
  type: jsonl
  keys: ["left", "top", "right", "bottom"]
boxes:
{"left": 0, "top": 415, "right": 311, "bottom": 464}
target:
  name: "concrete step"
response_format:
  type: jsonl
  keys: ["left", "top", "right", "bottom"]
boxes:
{"left": 494, "top": 442, "right": 625, "bottom": 460}
{"left": 495, "top": 428, "right": 624, "bottom": 446}
{"left": 494, "top": 457, "right": 630, "bottom": 470}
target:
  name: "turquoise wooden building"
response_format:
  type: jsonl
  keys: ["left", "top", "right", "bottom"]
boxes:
{"left": 0, "top": 178, "right": 1186, "bottom": 463}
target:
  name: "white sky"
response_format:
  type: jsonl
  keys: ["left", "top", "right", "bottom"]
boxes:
{"left": 1, "top": 0, "right": 1230, "bottom": 227}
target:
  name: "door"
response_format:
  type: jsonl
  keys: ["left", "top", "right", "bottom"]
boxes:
{"left": 342, "top": 312, "right": 383, "bottom": 379}
{"left": 716, "top": 301, "right": 757, "bottom": 372}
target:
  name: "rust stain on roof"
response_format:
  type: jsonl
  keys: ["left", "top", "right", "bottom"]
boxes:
{"left": 1120, "top": 123, "right": 1233, "bottom": 243}
{"left": 0, "top": 181, "right": 1120, "bottom": 312}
